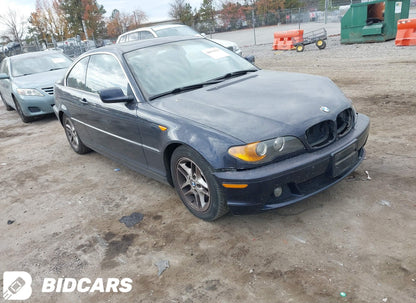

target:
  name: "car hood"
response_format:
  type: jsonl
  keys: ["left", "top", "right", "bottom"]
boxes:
{"left": 12, "top": 69, "right": 67, "bottom": 89}
{"left": 151, "top": 70, "right": 352, "bottom": 143}
{"left": 211, "top": 38, "right": 237, "bottom": 48}
{"left": 210, "top": 38, "right": 241, "bottom": 54}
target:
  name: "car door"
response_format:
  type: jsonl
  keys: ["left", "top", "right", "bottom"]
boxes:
{"left": 63, "top": 56, "right": 94, "bottom": 144}
{"left": 0, "top": 58, "right": 13, "bottom": 107}
{"left": 81, "top": 53, "right": 147, "bottom": 170}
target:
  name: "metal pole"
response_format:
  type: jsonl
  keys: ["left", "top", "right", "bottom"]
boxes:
{"left": 52, "top": 35, "right": 57, "bottom": 48}
{"left": 82, "top": 20, "right": 89, "bottom": 41}
{"left": 35, "top": 35, "right": 40, "bottom": 51}
{"left": 325, "top": 0, "right": 328, "bottom": 24}
{"left": 252, "top": 9, "right": 256, "bottom": 45}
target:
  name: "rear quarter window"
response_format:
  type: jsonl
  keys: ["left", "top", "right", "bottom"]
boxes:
{"left": 140, "top": 31, "right": 154, "bottom": 40}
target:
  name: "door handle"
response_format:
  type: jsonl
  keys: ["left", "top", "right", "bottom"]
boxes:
{"left": 80, "top": 98, "right": 88, "bottom": 104}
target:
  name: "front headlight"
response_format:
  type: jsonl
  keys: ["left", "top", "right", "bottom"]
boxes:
{"left": 16, "top": 88, "right": 43, "bottom": 96}
{"left": 228, "top": 136, "right": 305, "bottom": 163}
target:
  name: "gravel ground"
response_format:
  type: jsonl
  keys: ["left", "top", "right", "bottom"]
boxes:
{"left": 1, "top": 22, "right": 416, "bottom": 303}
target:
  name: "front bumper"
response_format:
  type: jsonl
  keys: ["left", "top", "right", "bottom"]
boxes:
{"left": 17, "top": 95, "right": 55, "bottom": 116}
{"left": 214, "top": 114, "right": 370, "bottom": 215}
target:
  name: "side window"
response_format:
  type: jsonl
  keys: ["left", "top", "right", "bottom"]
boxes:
{"left": 128, "top": 32, "right": 139, "bottom": 41}
{"left": 85, "top": 54, "right": 128, "bottom": 95}
{"left": 140, "top": 31, "right": 154, "bottom": 40}
{"left": 66, "top": 57, "right": 89, "bottom": 90}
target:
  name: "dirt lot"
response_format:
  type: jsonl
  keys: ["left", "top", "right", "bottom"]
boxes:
{"left": 1, "top": 33, "right": 416, "bottom": 302}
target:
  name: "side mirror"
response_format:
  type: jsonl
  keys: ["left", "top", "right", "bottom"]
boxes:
{"left": 245, "top": 55, "right": 255, "bottom": 64}
{"left": 98, "top": 87, "right": 134, "bottom": 103}
{"left": 0, "top": 73, "right": 10, "bottom": 80}
{"left": 200, "top": 33, "right": 207, "bottom": 38}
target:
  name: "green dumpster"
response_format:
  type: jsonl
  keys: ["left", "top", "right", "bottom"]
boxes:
{"left": 341, "top": 0, "right": 410, "bottom": 44}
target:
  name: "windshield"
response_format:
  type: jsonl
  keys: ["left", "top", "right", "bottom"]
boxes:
{"left": 154, "top": 26, "right": 199, "bottom": 37}
{"left": 11, "top": 52, "right": 72, "bottom": 77}
{"left": 125, "top": 39, "right": 257, "bottom": 99}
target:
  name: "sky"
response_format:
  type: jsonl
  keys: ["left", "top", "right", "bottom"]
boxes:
{"left": 0, "top": 0, "right": 204, "bottom": 35}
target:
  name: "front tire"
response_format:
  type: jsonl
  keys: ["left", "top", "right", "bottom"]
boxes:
{"left": 296, "top": 44, "right": 305, "bottom": 52}
{"left": 171, "top": 146, "right": 228, "bottom": 221}
{"left": 13, "top": 97, "right": 33, "bottom": 123}
{"left": 1, "top": 93, "right": 13, "bottom": 111}
{"left": 63, "top": 115, "right": 91, "bottom": 154}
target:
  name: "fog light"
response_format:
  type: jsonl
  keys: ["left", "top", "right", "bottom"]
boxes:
{"left": 28, "top": 106, "right": 40, "bottom": 113}
{"left": 274, "top": 186, "right": 283, "bottom": 197}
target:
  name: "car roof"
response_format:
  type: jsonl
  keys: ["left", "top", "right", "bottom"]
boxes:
{"left": 119, "top": 23, "right": 186, "bottom": 37}
{"left": 9, "top": 50, "right": 64, "bottom": 61}
{"left": 150, "top": 24, "right": 187, "bottom": 31}
{"left": 85, "top": 35, "right": 203, "bottom": 57}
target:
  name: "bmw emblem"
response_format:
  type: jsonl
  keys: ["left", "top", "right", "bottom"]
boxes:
{"left": 320, "top": 106, "right": 330, "bottom": 113}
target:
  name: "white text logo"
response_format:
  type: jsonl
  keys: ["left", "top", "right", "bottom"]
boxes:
{"left": 42, "top": 278, "right": 133, "bottom": 293}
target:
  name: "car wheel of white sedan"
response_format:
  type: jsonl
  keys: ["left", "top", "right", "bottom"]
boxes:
{"left": 171, "top": 146, "right": 228, "bottom": 221}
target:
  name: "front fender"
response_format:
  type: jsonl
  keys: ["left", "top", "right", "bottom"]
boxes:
{"left": 137, "top": 106, "right": 243, "bottom": 184}
{"left": 165, "top": 122, "right": 241, "bottom": 170}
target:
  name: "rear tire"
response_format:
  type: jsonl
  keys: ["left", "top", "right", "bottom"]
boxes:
{"left": 63, "top": 114, "right": 91, "bottom": 154}
{"left": 171, "top": 146, "right": 228, "bottom": 221}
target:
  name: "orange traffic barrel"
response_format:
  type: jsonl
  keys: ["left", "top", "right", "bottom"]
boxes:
{"left": 273, "top": 29, "right": 304, "bottom": 50}
{"left": 395, "top": 18, "right": 416, "bottom": 46}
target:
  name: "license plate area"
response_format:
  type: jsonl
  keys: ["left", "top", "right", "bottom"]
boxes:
{"left": 331, "top": 141, "right": 358, "bottom": 178}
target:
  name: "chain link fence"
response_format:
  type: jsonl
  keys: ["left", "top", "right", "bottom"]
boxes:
{"left": 1, "top": 39, "right": 97, "bottom": 63}
{"left": 196, "top": 0, "right": 416, "bottom": 33}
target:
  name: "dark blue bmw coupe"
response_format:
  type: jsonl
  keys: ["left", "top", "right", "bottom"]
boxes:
{"left": 53, "top": 36, "right": 370, "bottom": 221}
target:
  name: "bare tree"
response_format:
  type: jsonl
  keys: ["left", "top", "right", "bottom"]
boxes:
{"left": 169, "top": 0, "right": 194, "bottom": 25}
{"left": 106, "top": 8, "right": 148, "bottom": 38}
{"left": 131, "top": 9, "right": 148, "bottom": 28}
{"left": 0, "top": 8, "right": 26, "bottom": 46}
{"left": 29, "top": 0, "right": 69, "bottom": 44}
{"left": 169, "top": 0, "right": 186, "bottom": 19}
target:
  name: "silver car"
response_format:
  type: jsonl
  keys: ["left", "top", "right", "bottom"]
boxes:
{"left": 116, "top": 24, "right": 243, "bottom": 56}
{"left": 0, "top": 51, "right": 72, "bottom": 122}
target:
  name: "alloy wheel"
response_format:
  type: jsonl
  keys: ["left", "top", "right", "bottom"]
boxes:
{"left": 65, "top": 118, "right": 80, "bottom": 150}
{"left": 175, "top": 157, "right": 211, "bottom": 212}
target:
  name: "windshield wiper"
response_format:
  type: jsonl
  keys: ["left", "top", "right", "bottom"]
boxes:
{"left": 211, "top": 69, "right": 258, "bottom": 82}
{"left": 148, "top": 69, "right": 258, "bottom": 101}
{"left": 149, "top": 83, "right": 204, "bottom": 101}
{"left": 49, "top": 67, "right": 64, "bottom": 71}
